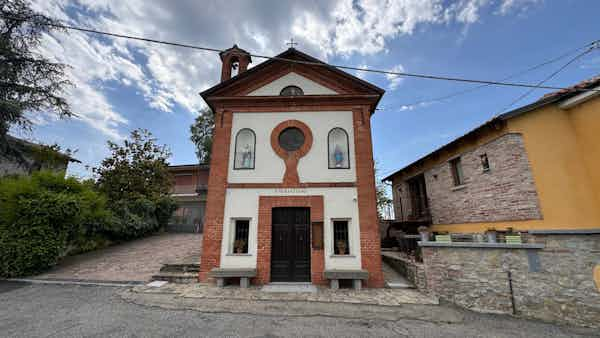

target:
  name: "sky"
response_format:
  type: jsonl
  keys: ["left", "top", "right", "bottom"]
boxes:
{"left": 12, "top": 0, "right": 600, "bottom": 180}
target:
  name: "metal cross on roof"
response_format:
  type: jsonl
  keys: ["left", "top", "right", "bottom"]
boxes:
{"left": 286, "top": 38, "right": 298, "bottom": 48}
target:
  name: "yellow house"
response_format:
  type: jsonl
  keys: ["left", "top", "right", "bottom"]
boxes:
{"left": 383, "top": 75, "right": 600, "bottom": 233}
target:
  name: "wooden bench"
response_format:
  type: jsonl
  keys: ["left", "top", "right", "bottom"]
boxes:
{"left": 209, "top": 268, "right": 256, "bottom": 288}
{"left": 324, "top": 269, "right": 369, "bottom": 290}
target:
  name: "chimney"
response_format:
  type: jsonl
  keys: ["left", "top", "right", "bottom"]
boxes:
{"left": 219, "top": 44, "right": 252, "bottom": 82}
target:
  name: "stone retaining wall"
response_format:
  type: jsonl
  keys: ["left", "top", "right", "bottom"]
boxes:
{"left": 381, "top": 251, "right": 427, "bottom": 291}
{"left": 420, "top": 232, "right": 600, "bottom": 328}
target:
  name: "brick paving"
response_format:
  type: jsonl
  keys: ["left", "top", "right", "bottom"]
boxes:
{"left": 35, "top": 233, "right": 202, "bottom": 282}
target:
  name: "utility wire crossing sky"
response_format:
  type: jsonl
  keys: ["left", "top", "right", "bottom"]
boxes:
{"left": 3, "top": 14, "right": 600, "bottom": 95}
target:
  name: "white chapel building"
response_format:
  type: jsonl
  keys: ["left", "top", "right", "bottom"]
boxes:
{"left": 198, "top": 45, "right": 385, "bottom": 288}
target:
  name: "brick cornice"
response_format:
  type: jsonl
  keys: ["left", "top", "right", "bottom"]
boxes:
{"left": 207, "top": 95, "right": 380, "bottom": 114}
{"left": 227, "top": 182, "right": 356, "bottom": 189}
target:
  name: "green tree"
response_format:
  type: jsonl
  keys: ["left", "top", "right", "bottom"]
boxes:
{"left": 93, "top": 129, "right": 177, "bottom": 239}
{"left": 0, "top": 0, "right": 72, "bottom": 139}
{"left": 375, "top": 161, "right": 392, "bottom": 220}
{"left": 94, "top": 129, "right": 173, "bottom": 202}
{"left": 189, "top": 107, "right": 214, "bottom": 164}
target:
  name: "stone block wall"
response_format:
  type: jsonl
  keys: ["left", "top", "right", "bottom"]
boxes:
{"left": 421, "top": 233, "right": 600, "bottom": 328}
{"left": 381, "top": 251, "right": 427, "bottom": 291}
{"left": 390, "top": 133, "right": 542, "bottom": 225}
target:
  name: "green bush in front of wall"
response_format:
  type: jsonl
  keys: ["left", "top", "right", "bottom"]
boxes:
{"left": 0, "top": 171, "right": 112, "bottom": 277}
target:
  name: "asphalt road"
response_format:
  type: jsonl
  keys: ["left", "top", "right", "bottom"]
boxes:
{"left": 0, "top": 281, "right": 597, "bottom": 338}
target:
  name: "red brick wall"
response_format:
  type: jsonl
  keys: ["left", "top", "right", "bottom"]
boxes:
{"left": 353, "top": 107, "right": 384, "bottom": 288}
{"left": 256, "top": 195, "right": 326, "bottom": 285}
{"left": 199, "top": 110, "right": 232, "bottom": 282}
{"left": 169, "top": 167, "right": 210, "bottom": 195}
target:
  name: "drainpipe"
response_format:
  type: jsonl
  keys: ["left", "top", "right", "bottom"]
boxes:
{"left": 507, "top": 270, "right": 517, "bottom": 315}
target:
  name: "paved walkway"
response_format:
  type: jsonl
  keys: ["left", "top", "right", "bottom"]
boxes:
{"left": 35, "top": 233, "right": 202, "bottom": 282}
{"left": 131, "top": 282, "right": 438, "bottom": 306}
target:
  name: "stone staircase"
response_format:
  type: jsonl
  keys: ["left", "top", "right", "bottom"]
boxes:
{"left": 151, "top": 263, "right": 200, "bottom": 284}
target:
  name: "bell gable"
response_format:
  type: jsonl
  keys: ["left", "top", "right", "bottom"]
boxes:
{"left": 200, "top": 48, "right": 384, "bottom": 114}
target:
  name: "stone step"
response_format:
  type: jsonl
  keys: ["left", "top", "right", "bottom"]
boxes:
{"left": 386, "top": 281, "right": 415, "bottom": 289}
{"left": 159, "top": 263, "right": 200, "bottom": 273}
{"left": 151, "top": 272, "right": 198, "bottom": 284}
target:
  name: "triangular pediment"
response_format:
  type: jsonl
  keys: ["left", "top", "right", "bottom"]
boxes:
{"left": 247, "top": 72, "right": 338, "bottom": 96}
{"left": 200, "top": 48, "right": 384, "bottom": 99}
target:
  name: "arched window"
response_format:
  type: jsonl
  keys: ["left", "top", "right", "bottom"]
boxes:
{"left": 234, "top": 128, "right": 255, "bottom": 169}
{"left": 328, "top": 127, "right": 350, "bottom": 169}
{"left": 280, "top": 85, "right": 304, "bottom": 96}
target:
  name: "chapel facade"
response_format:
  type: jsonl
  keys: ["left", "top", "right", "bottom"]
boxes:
{"left": 198, "top": 45, "right": 385, "bottom": 288}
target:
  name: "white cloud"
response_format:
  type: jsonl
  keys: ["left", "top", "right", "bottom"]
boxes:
{"left": 497, "top": 0, "right": 542, "bottom": 15}
{"left": 28, "top": 0, "right": 542, "bottom": 142}
{"left": 386, "top": 64, "right": 405, "bottom": 90}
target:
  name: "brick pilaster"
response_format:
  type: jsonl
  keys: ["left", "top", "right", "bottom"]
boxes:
{"left": 199, "top": 109, "right": 233, "bottom": 282}
{"left": 353, "top": 107, "right": 385, "bottom": 287}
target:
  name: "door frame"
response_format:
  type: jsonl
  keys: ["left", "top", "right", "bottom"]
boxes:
{"left": 256, "top": 196, "right": 325, "bottom": 285}
{"left": 270, "top": 207, "right": 311, "bottom": 282}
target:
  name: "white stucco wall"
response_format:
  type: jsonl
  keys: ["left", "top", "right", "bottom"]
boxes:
{"left": 228, "top": 111, "right": 356, "bottom": 183}
{"left": 247, "top": 72, "right": 338, "bottom": 96}
{"left": 220, "top": 187, "right": 362, "bottom": 271}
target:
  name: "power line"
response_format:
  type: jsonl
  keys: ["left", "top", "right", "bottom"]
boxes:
{"left": 499, "top": 42, "right": 599, "bottom": 112}
{"left": 2, "top": 13, "right": 600, "bottom": 94}
{"left": 397, "top": 42, "right": 596, "bottom": 109}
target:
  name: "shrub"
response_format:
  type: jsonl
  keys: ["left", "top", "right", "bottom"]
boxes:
{"left": 103, "top": 196, "right": 177, "bottom": 240}
{"left": 0, "top": 171, "right": 112, "bottom": 277}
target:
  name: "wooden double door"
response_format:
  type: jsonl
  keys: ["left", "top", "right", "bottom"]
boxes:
{"left": 270, "top": 207, "right": 311, "bottom": 282}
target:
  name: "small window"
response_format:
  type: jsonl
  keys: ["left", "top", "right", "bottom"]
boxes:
{"left": 480, "top": 153, "right": 490, "bottom": 172}
{"left": 450, "top": 157, "right": 464, "bottom": 186}
{"left": 234, "top": 129, "right": 255, "bottom": 169}
{"left": 280, "top": 85, "right": 304, "bottom": 96}
{"left": 328, "top": 128, "right": 350, "bottom": 169}
{"left": 333, "top": 220, "right": 350, "bottom": 255}
{"left": 233, "top": 219, "right": 249, "bottom": 254}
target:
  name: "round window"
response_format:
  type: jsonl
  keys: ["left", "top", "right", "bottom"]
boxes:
{"left": 278, "top": 127, "right": 305, "bottom": 151}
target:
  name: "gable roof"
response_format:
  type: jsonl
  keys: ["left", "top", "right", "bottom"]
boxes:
{"left": 200, "top": 48, "right": 384, "bottom": 111}
{"left": 4, "top": 134, "right": 80, "bottom": 163}
{"left": 382, "top": 74, "right": 600, "bottom": 182}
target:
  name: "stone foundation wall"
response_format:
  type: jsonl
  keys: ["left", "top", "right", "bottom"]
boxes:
{"left": 381, "top": 251, "right": 427, "bottom": 291}
{"left": 420, "top": 232, "right": 600, "bottom": 328}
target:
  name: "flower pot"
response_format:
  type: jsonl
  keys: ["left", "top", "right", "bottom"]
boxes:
{"left": 336, "top": 240, "right": 347, "bottom": 255}
{"left": 486, "top": 231, "right": 497, "bottom": 243}
{"left": 419, "top": 231, "right": 430, "bottom": 242}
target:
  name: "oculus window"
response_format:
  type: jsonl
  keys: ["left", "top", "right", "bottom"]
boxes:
{"left": 278, "top": 127, "right": 305, "bottom": 151}
{"left": 280, "top": 85, "right": 304, "bottom": 96}
{"left": 328, "top": 128, "right": 350, "bottom": 169}
{"left": 234, "top": 129, "right": 255, "bottom": 169}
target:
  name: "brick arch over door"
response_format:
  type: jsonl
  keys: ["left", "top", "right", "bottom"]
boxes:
{"left": 256, "top": 195, "right": 325, "bottom": 285}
